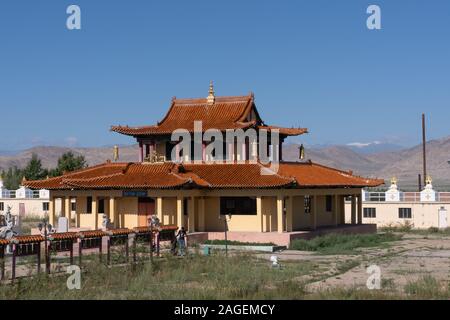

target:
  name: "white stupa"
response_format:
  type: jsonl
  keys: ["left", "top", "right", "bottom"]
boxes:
{"left": 420, "top": 176, "right": 436, "bottom": 202}
{"left": 385, "top": 177, "right": 401, "bottom": 202}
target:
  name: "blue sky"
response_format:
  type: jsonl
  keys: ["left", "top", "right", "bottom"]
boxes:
{"left": 0, "top": 0, "right": 449, "bottom": 151}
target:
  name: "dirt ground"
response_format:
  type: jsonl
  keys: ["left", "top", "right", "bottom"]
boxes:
{"left": 260, "top": 234, "right": 450, "bottom": 293}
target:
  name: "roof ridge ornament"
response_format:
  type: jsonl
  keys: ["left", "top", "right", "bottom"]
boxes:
{"left": 207, "top": 80, "right": 215, "bottom": 105}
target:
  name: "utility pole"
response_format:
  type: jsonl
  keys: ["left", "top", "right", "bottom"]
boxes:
{"left": 422, "top": 114, "right": 427, "bottom": 188}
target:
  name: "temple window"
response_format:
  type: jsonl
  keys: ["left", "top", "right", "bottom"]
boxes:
{"left": 326, "top": 195, "right": 332, "bottom": 212}
{"left": 86, "top": 196, "right": 92, "bottom": 214}
{"left": 98, "top": 199, "right": 105, "bottom": 214}
{"left": 304, "top": 196, "right": 311, "bottom": 214}
{"left": 220, "top": 197, "right": 257, "bottom": 215}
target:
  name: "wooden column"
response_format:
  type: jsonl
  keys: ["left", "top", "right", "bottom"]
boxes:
{"left": 286, "top": 196, "right": 293, "bottom": 232}
{"left": 156, "top": 197, "right": 163, "bottom": 222}
{"left": 279, "top": 141, "right": 283, "bottom": 161}
{"left": 188, "top": 196, "right": 196, "bottom": 232}
{"left": 198, "top": 197, "right": 205, "bottom": 232}
{"left": 92, "top": 197, "right": 98, "bottom": 230}
{"left": 64, "top": 197, "right": 71, "bottom": 220}
{"left": 257, "top": 196, "right": 263, "bottom": 232}
{"left": 176, "top": 196, "right": 184, "bottom": 230}
{"left": 310, "top": 196, "right": 317, "bottom": 230}
{"left": 139, "top": 142, "right": 144, "bottom": 162}
{"left": 145, "top": 144, "right": 150, "bottom": 158}
{"left": 357, "top": 194, "right": 363, "bottom": 225}
{"left": 351, "top": 196, "right": 357, "bottom": 225}
{"left": 340, "top": 196, "right": 346, "bottom": 224}
{"left": 49, "top": 196, "right": 56, "bottom": 226}
{"left": 333, "top": 195, "right": 339, "bottom": 226}
{"left": 110, "top": 197, "right": 118, "bottom": 228}
{"left": 277, "top": 195, "right": 284, "bottom": 233}
{"left": 60, "top": 197, "right": 65, "bottom": 218}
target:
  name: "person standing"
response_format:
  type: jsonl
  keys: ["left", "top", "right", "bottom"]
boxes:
{"left": 176, "top": 227, "right": 187, "bottom": 256}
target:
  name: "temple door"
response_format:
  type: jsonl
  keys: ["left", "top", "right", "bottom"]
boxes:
{"left": 138, "top": 198, "right": 155, "bottom": 227}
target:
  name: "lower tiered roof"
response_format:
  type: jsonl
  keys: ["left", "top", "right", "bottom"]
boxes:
{"left": 23, "top": 161, "right": 384, "bottom": 190}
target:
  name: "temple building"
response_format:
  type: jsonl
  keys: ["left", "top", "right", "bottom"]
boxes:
{"left": 24, "top": 84, "right": 383, "bottom": 245}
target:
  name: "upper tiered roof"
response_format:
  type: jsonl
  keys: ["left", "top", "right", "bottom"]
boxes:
{"left": 111, "top": 91, "right": 307, "bottom": 137}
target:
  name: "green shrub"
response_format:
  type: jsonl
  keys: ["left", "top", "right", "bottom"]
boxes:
{"left": 404, "top": 276, "right": 450, "bottom": 299}
{"left": 289, "top": 233, "right": 402, "bottom": 255}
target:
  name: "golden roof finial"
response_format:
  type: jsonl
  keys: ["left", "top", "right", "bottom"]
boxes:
{"left": 299, "top": 144, "right": 305, "bottom": 160}
{"left": 113, "top": 145, "right": 119, "bottom": 162}
{"left": 391, "top": 176, "right": 397, "bottom": 185}
{"left": 207, "top": 80, "right": 215, "bottom": 105}
{"left": 425, "top": 175, "right": 432, "bottom": 185}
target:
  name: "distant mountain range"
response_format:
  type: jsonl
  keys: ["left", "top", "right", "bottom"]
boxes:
{"left": 284, "top": 136, "right": 450, "bottom": 190}
{"left": 1, "top": 137, "right": 450, "bottom": 190}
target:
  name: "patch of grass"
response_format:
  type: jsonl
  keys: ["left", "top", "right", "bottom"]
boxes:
{"left": 404, "top": 276, "right": 450, "bottom": 299}
{"left": 289, "top": 233, "right": 402, "bottom": 255}
{"left": 308, "top": 287, "right": 402, "bottom": 300}
{"left": 381, "top": 278, "right": 396, "bottom": 290}
{"left": 379, "top": 225, "right": 450, "bottom": 236}
{"left": 379, "top": 221, "right": 414, "bottom": 233}
{"left": 203, "top": 240, "right": 277, "bottom": 246}
{"left": 336, "top": 260, "right": 360, "bottom": 273}
{"left": 0, "top": 253, "right": 314, "bottom": 300}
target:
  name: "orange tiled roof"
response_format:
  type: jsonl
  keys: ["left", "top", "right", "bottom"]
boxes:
{"left": 111, "top": 95, "right": 307, "bottom": 137}
{"left": 107, "top": 228, "right": 133, "bottom": 236}
{"left": 11, "top": 235, "right": 45, "bottom": 244}
{"left": 277, "top": 161, "right": 384, "bottom": 188}
{"left": 23, "top": 161, "right": 383, "bottom": 190}
{"left": 78, "top": 230, "right": 107, "bottom": 239}
{"left": 24, "top": 162, "right": 130, "bottom": 190}
{"left": 133, "top": 226, "right": 153, "bottom": 234}
{"left": 257, "top": 125, "right": 308, "bottom": 136}
{"left": 48, "top": 232, "right": 79, "bottom": 241}
{"left": 160, "top": 225, "right": 178, "bottom": 231}
{"left": 181, "top": 163, "right": 296, "bottom": 188}
{"left": 0, "top": 239, "right": 9, "bottom": 245}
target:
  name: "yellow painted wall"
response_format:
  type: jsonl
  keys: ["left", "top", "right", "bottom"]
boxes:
{"left": 292, "top": 195, "right": 310, "bottom": 230}
{"left": 316, "top": 195, "right": 334, "bottom": 226}
{"left": 118, "top": 197, "right": 138, "bottom": 229}
{"left": 204, "top": 197, "right": 223, "bottom": 231}
{"left": 202, "top": 197, "right": 264, "bottom": 232}
{"left": 162, "top": 197, "right": 177, "bottom": 226}
{"left": 77, "top": 196, "right": 97, "bottom": 229}
{"left": 261, "top": 197, "right": 277, "bottom": 232}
